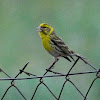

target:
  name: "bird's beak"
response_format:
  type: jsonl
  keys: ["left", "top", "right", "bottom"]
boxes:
{"left": 37, "top": 26, "right": 42, "bottom": 32}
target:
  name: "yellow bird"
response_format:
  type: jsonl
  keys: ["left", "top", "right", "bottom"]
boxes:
{"left": 38, "top": 23, "right": 83, "bottom": 62}
{"left": 37, "top": 23, "right": 97, "bottom": 71}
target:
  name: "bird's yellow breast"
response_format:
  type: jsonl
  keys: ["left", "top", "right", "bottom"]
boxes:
{"left": 39, "top": 32, "right": 52, "bottom": 52}
{"left": 42, "top": 36, "right": 53, "bottom": 52}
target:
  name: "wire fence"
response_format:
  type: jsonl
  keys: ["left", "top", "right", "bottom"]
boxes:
{"left": 0, "top": 56, "right": 100, "bottom": 100}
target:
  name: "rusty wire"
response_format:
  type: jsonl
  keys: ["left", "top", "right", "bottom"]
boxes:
{"left": 0, "top": 56, "right": 100, "bottom": 100}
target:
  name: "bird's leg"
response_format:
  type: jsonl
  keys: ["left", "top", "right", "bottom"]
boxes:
{"left": 40, "top": 57, "right": 59, "bottom": 83}
{"left": 46, "top": 57, "right": 59, "bottom": 71}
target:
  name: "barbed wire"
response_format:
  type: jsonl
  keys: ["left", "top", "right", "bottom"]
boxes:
{"left": 0, "top": 56, "right": 100, "bottom": 100}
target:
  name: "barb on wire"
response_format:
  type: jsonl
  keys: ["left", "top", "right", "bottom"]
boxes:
{"left": 11, "top": 62, "right": 29, "bottom": 84}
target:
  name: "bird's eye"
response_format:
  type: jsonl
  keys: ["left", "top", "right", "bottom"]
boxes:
{"left": 42, "top": 26, "right": 47, "bottom": 28}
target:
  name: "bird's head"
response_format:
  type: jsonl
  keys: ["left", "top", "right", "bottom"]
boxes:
{"left": 38, "top": 23, "right": 54, "bottom": 36}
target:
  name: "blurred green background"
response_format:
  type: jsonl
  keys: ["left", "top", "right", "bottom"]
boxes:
{"left": 0, "top": 0, "right": 100, "bottom": 100}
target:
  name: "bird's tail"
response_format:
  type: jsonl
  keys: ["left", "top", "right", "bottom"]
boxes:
{"left": 73, "top": 53, "right": 97, "bottom": 70}
{"left": 73, "top": 53, "right": 88, "bottom": 64}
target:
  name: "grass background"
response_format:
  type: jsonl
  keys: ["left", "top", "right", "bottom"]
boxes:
{"left": 0, "top": 0, "right": 100, "bottom": 100}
